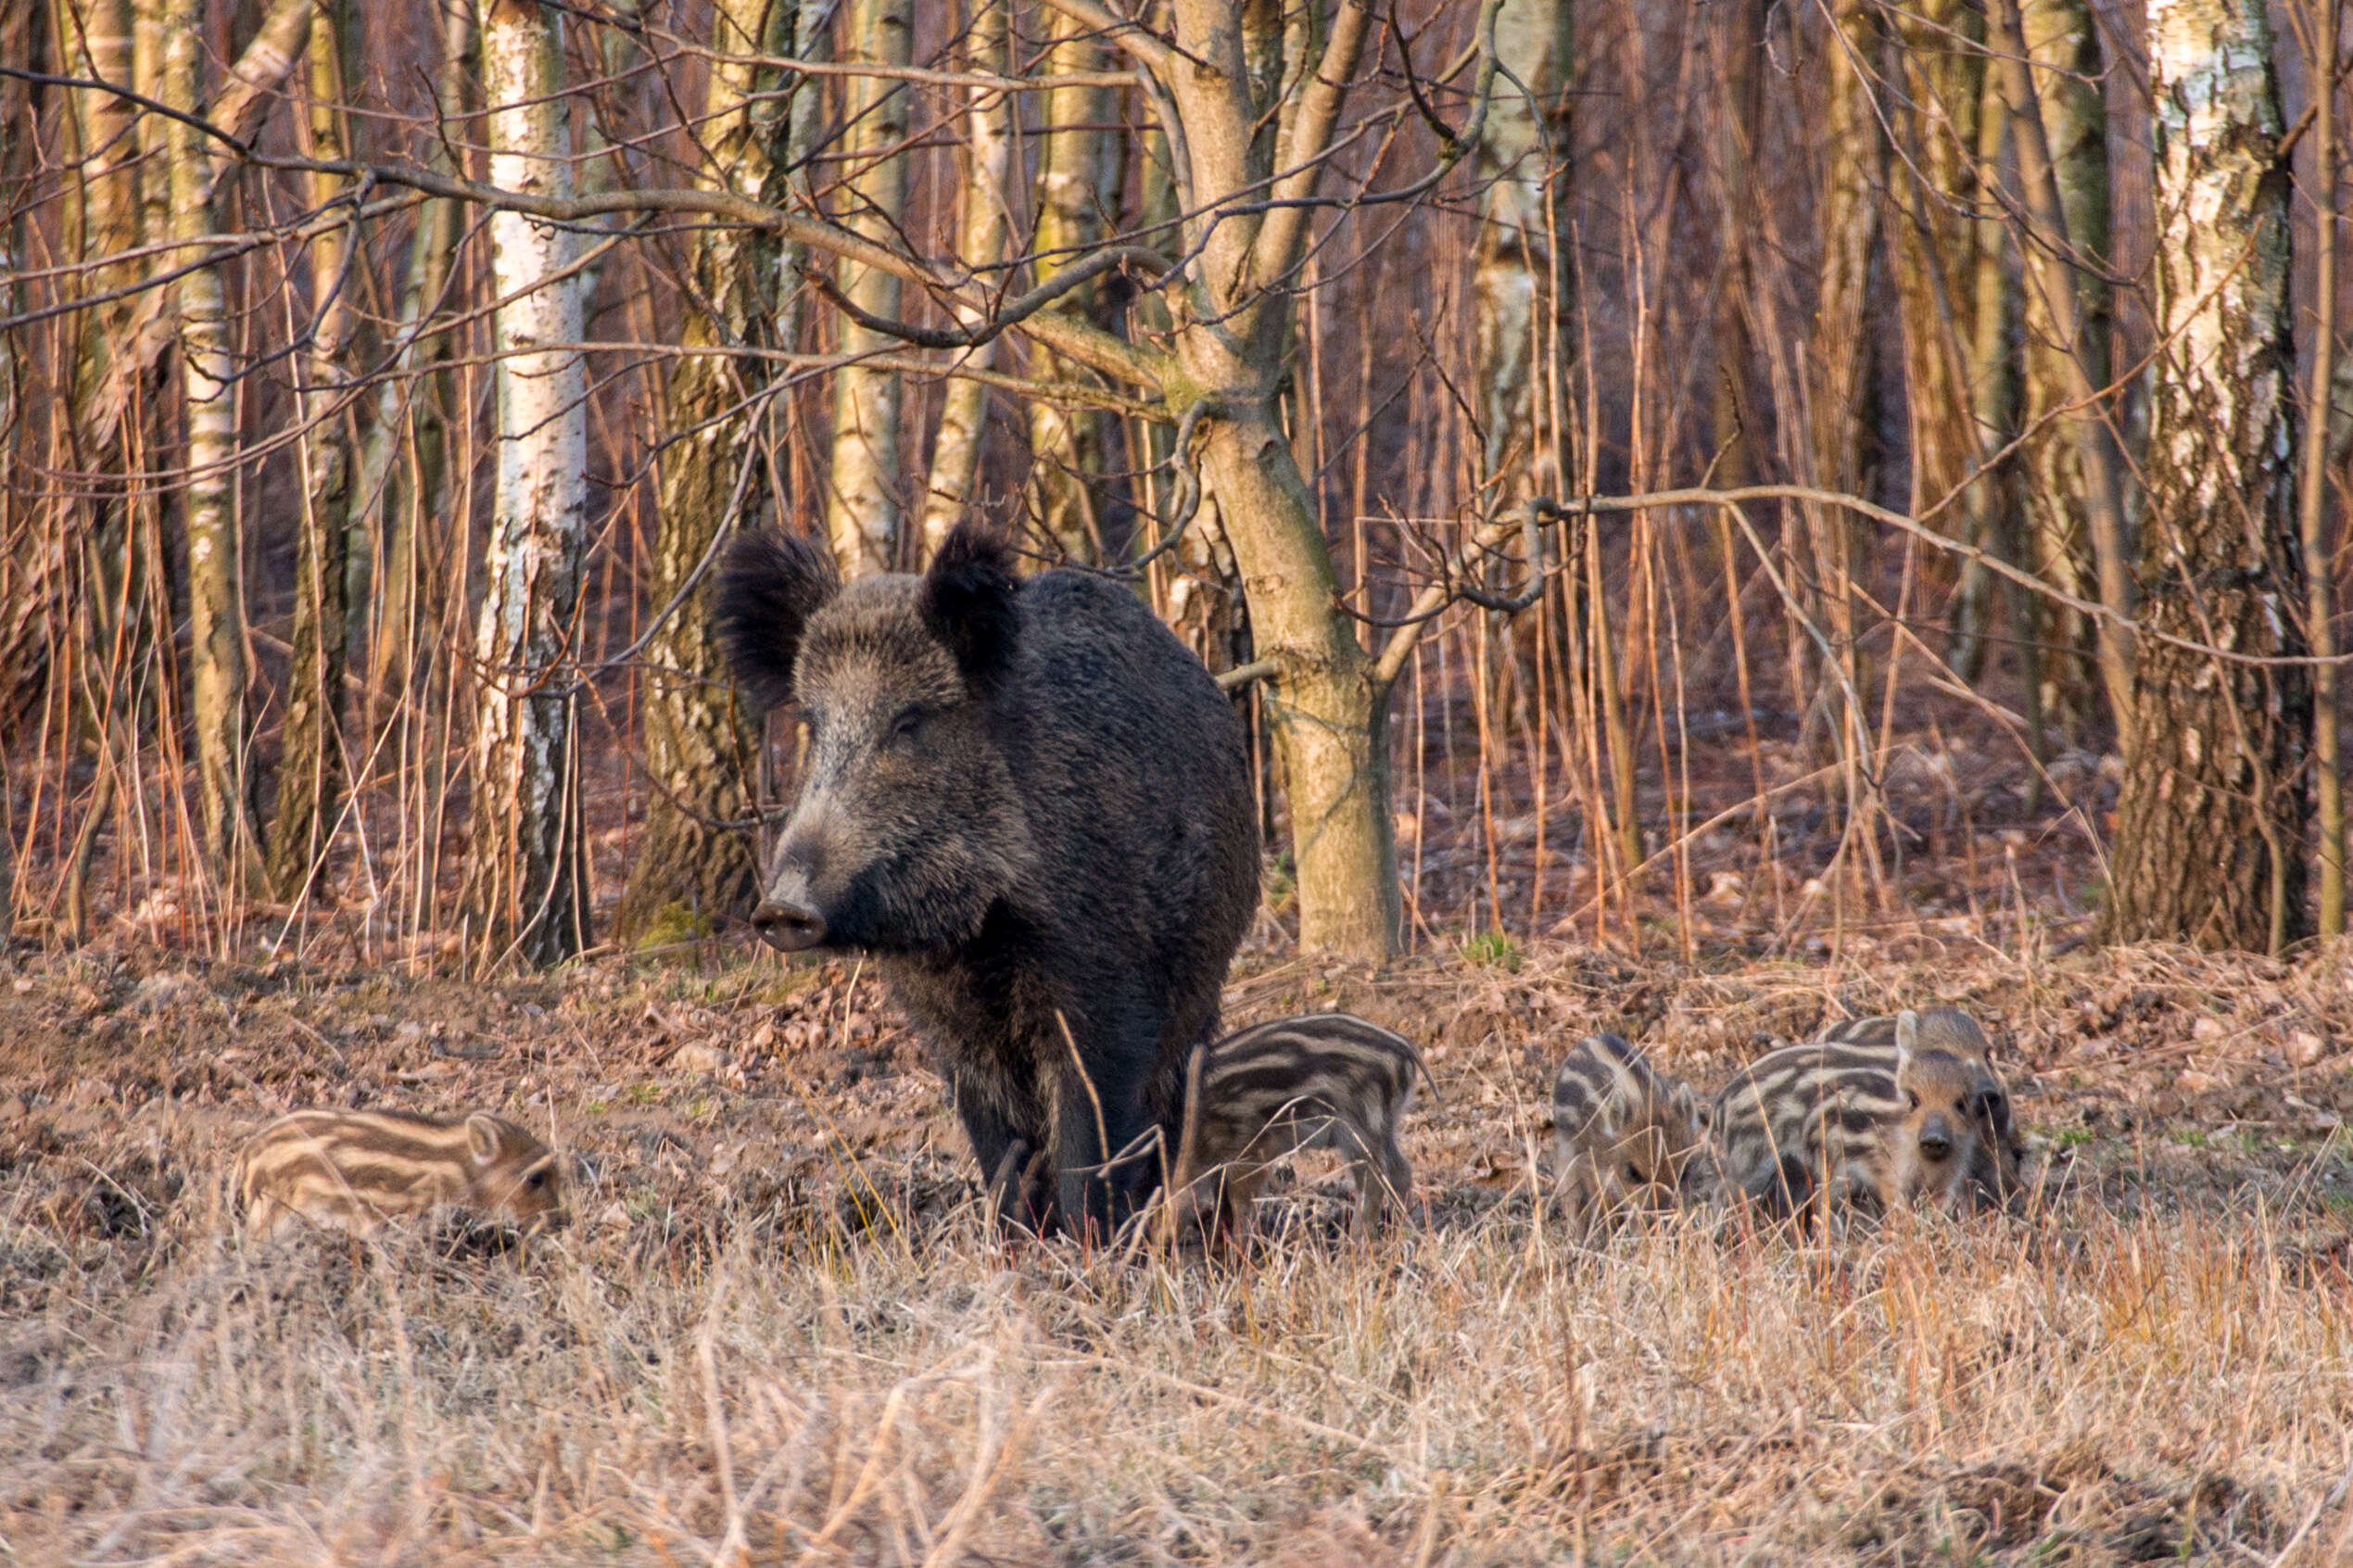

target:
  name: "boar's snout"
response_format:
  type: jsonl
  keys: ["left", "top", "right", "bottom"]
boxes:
{"left": 751, "top": 898, "right": 828, "bottom": 952}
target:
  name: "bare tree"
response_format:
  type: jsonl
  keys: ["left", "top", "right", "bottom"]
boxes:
{"left": 825, "top": 0, "right": 914, "bottom": 577}
{"left": 1025, "top": 1, "right": 1121, "bottom": 563}
{"left": 918, "top": 0, "right": 1015, "bottom": 562}
{"left": 166, "top": 0, "right": 315, "bottom": 896}
{"left": 2106, "top": 0, "right": 2309, "bottom": 952}
{"left": 266, "top": 0, "right": 359, "bottom": 901}
{"left": 463, "top": 0, "right": 589, "bottom": 966}
{"left": 612, "top": 0, "right": 815, "bottom": 945}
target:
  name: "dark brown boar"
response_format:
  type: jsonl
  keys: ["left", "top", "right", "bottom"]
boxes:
{"left": 717, "top": 523, "right": 1260, "bottom": 1236}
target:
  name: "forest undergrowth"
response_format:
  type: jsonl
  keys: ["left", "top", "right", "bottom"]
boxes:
{"left": 1, "top": 929, "right": 2348, "bottom": 1564}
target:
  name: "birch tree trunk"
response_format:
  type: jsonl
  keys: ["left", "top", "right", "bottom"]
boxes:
{"left": 167, "top": 0, "right": 266, "bottom": 896}
{"left": 60, "top": 0, "right": 139, "bottom": 427}
{"left": 2106, "top": 0, "right": 2309, "bottom": 951}
{"left": 266, "top": 0, "right": 358, "bottom": 900}
{"left": 612, "top": 0, "right": 807, "bottom": 945}
{"left": 825, "top": 0, "right": 913, "bottom": 577}
{"left": 1025, "top": 3, "right": 1120, "bottom": 563}
{"left": 464, "top": 0, "right": 590, "bottom": 967}
{"left": 1472, "top": 0, "right": 1570, "bottom": 490}
{"left": 918, "top": 0, "right": 1014, "bottom": 562}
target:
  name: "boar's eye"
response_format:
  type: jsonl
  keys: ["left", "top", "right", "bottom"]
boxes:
{"left": 885, "top": 708, "right": 927, "bottom": 753}
{"left": 1625, "top": 1161, "right": 1646, "bottom": 1185}
{"left": 1905, "top": 1090, "right": 1921, "bottom": 1111}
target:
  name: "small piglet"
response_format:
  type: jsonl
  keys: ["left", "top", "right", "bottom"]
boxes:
{"left": 1698, "top": 1009, "right": 2017, "bottom": 1223}
{"left": 1168, "top": 1013, "right": 1430, "bottom": 1245}
{"left": 234, "top": 1108, "right": 567, "bottom": 1239}
{"left": 1550, "top": 1032, "right": 1703, "bottom": 1231}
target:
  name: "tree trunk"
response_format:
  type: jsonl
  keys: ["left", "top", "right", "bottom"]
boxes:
{"left": 2297, "top": 0, "right": 2342, "bottom": 937}
{"left": 1025, "top": 3, "right": 1120, "bottom": 563}
{"left": 266, "top": 0, "right": 358, "bottom": 901}
{"left": 355, "top": 0, "right": 472, "bottom": 702}
{"left": 2106, "top": 0, "right": 2308, "bottom": 952}
{"left": 1796, "top": 0, "right": 1883, "bottom": 776}
{"left": 1949, "top": 57, "right": 2014, "bottom": 683}
{"left": 167, "top": 0, "right": 265, "bottom": 897}
{"left": 917, "top": 0, "right": 1014, "bottom": 563}
{"left": 464, "top": 0, "right": 589, "bottom": 967}
{"left": 60, "top": 0, "right": 139, "bottom": 424}
{"left": 612, "top": 0, "right": 809, "bottom": 946}
{"left": 824, "top": 0, "right": 913, "bottom": 577}
{"left": 2011, "top": 0, "right": 2118, "bottom": 735}
{"left": 1160, "top": 0, "right": 1400, "bottom": 957}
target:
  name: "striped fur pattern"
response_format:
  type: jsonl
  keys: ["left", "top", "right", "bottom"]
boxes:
{"left": 1169, "top": 1013, "right": 1429, "bottom": 1243}
{"left": 1818, "top": 1006, "right": 2024, "bottom": 1165}
{"left": 234, "top": 1109, "right": 567, "bottom": 1239}
{"left": 1693, "top": 1010, "right": 2017, "bottom": 1222}
{"left": 1550, "top": 1033, "right": 1703, "bottom": 1230}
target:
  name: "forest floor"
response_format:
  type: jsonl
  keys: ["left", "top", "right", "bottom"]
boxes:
{"left": 1, "top": 930, "right": 2349, "bottom": 1564}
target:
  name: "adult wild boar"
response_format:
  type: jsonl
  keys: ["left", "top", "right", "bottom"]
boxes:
{"left": 718, "top": 522, "right": 1259, "bottom": 1235}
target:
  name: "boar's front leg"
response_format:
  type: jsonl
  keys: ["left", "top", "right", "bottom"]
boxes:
{"left": 1050, "top": 1002, "right": 1164, "bottom": 1240}
{"left": 955, "top": 1070, "right": 1050, "bottom": 1233}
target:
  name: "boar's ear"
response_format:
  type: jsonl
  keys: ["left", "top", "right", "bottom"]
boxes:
{"left": 717, "top": 528, "right": 839, "bottom": 711}
{"left": 920, "top": 522, "right": 1019, "bottom": 690}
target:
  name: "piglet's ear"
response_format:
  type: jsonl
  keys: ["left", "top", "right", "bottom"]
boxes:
{"left": 464, "top": 1114, "right": 501, "bottom": 1168}
{"left": 920, "top": 522, "right": 1019, "bottom": 690}
{"left": 1893, "top": 1009, "right": 1919, "bottom": 1074}
{"left": 717, "top": 528, "right": 840, "bottom": 711}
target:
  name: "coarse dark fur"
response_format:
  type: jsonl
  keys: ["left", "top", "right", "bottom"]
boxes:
{"left": 1549, "top": 1033, "right": 1703, "bottom": 1232}
{"left": 716, "top": 523, "right": 1260, "bottom": 1236}
{"left": 1168, "top": 1013, "right": 1431, "bottom": 1245}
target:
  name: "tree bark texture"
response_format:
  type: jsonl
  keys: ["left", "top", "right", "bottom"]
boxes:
{"left": 1160, "top": 0, "right": 1400, "bottom": 957}
{"left": 824, "top": 0, "right": 913, "bottom": 577}
{"left": 2013, "top": 0, "right": 2116, "bottom": 728}
{"left": 918, "top": 0, "right": 1014, "bottom": 563}
{"left": 167, "top": 0, "right": 265, "bottom": 896}
{"left": 465, "top": 0, "right": 590, "bottom": 967}
{"left": 267, "top": 0, "right": 359, "bottom": 901}
{"left": 2297, "top": 0, "right": 2342, "bottom": 937}
{"left": 2106, "top": 0, "right": 2309, "bottom": 952}
{"left": 612, "top": 0, "right": 806, "bottom": 946}
{"left": 1473, "top": 0, "right": 1571, "bottom": 504}
{"left": 1025, "top": 3, "right": 1121, "bottom": 563}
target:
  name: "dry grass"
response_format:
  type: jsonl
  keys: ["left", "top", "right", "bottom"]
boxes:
{"left": 3, "top": 937, "right": 2351, "bottom": 1564}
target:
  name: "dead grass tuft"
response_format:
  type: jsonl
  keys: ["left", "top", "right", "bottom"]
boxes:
{"left": 2, "top": 938, "right": 2350, "bottom": 1562}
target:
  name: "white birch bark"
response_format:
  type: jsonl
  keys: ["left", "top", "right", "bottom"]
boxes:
{"left": 918, "top": 0, "right": 1015, "bottom": 563}
{"left": 2107, "top": 0, "right": 2308, "bottom": 949}
{"left": 825, "top": 0, "right": 913, "bottom": 577}
{"left": 1472, "top": 0, "right": 1570, "bottom": 501}
{"left": 466, "top": 0, "right": 589, "bottom": 965}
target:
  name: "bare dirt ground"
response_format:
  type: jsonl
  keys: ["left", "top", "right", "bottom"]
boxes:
{"left": 2, "top": 933, "right": 2349, "bottom": 1564}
